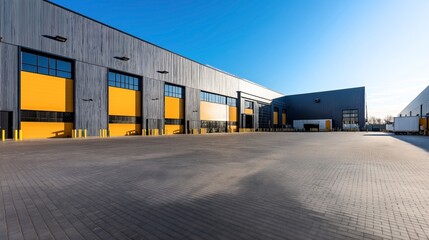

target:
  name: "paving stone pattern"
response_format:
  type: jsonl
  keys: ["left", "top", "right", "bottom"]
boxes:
{"left": 0, "top": 132, "right": 429, "bottom": 240}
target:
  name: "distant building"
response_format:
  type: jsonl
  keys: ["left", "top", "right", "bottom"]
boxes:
{"left": 275, "top": 87, "right": 366, "bottom": 131}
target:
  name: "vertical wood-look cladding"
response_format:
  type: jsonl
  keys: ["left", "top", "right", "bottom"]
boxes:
{"left": 142, "top": 77, "right": 164, "bottom": 130}
{"left": 0, "top": 0, "right": 285, "bottom": 135}
{"left": 0, "top": 43, "right": 19, "bottom": 129}
{"left": 399, "top": 86, "right": 429, "bottom": 117}
{"left": 0, "top": 0, "right": 281, "bottom": 100}
{"left": 185, "top": 87, "right": 200, "bottom": 130}
{"left": 74, "top": 62, "right": 108, "bottom": 136}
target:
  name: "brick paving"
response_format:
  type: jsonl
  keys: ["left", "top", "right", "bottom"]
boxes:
{"left": 0, "top": 132, "right": 428, "bottom": 240}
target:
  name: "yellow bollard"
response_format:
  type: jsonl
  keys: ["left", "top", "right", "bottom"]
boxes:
{"left": 14, "top": 130, "right": 18, "bottom": 141}
{"left": 1, "top": 130, "right": 5, "bottom": 141}
{"left": 77, "top": 129, "right": 82, "bottom": 138}
{"left": 72, "top": 129, "right": 76, "bottom": 138}
{"left": 83, "top": 129, "right": 87, "bottom": 138}
{"left": 99, "top": 129, "right": 102, "bottom": 138}
{"left": 106, "top": 129, "right": 109, "bottom": 137}
{"left": 19, "top": 130, "right": 23, "bottom": 141}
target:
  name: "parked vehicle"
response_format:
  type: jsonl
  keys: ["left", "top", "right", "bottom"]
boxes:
{"left": 393, "top": 116, "right": 419, "bottom": 135}
{"left": 386, "top": 124, "right": 394, "bottom": 132}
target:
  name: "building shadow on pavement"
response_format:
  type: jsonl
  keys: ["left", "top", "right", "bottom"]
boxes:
{"left": 391, "top": 135, "right": 429, "bottom": 152}
{"left": 45, "top": 168, "right": 382, "bottom": 240}
{"left": 363, "top": 133, "right": 391, "bottom": 137}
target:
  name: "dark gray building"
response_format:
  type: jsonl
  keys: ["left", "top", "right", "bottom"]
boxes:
{"left": 277, "top": 87, "right": 366, "bottom": 130}
{"left": 399, "top": 85, "right": 429, "bottom": 117}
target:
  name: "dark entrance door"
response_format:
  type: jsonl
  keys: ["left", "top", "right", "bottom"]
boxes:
{"left": 0, "top": 111, "right": 13, "bottom": 138}
{"left": 245, "top": 115, "right": 253, "bottom": 129}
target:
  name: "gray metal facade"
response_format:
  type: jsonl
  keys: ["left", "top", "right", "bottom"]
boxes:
{"left": 0, "top": 0, "right": 283, "bottom": 136}
{"left": 399, "top": 86, "right": 429, "bottom": 117}
{"left": 277, "top": 87, "right": 366, "bottom": 130}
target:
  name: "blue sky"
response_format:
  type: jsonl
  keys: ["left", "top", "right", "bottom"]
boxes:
{"left": 50, "top": 0, "right": 429, "bottom": 118}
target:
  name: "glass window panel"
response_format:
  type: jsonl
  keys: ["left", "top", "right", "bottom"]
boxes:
{"left": 38, "top": 67, "right": 48, "bottom": 74}
{"left": 49, "top": 69, "right": 56, "bottom": 76}
{"left": 57, "top": 60, "right": 71, "bottom": 72}
{"left": 57, "top": 71, "right": 71, "bottom": 78}
{"left": 22, "top": 64, "right": 37, "bottom": 73}
{"left": 38, "top": 56, "right": 48, "bottom": 67}
{"left": 108, "top": 72, "right": 115, "bottom": 81}
{"left": 22, "top": 52, "right": 37, "bottom": 65}
{"left": 49, "top": 58, "right": 56, "bottom": 69}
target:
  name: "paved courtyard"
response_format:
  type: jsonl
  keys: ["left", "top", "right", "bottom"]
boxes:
{"left": 0, "top": 132, "right": 428, "bottom": 240}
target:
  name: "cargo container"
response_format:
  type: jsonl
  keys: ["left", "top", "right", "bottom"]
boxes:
{"left": 393, "top": 116, "right": 419, "bottom": 134}
{"left": 386, "top": 124, "right": 394, "bottom": 132}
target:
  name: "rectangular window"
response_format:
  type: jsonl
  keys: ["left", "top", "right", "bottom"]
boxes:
{"left": 200, "top": 91, "right": 227, "bottom": 104}
{"left": 165, "top": 119, "right": 184, "bottom": 125}
{"left": 227, "top": 97, "right": 237, "bottom": 107}
{"left": 108, "top": 71, "right": 141, "bottom": 91}
{"left": 21, "top": 110, "right": 74, "bottom": 122}
{"left": 258, "top": 103, "right": 271, "bottom": 128}
{"left": 21, "top": 50, "right": 73, "bottom": 79}
{"left": 164, "top": 84, "right": 184, "bottom": 98}
{"left": 109, "top": 115, "right": 141, "bottom": 124}
{"left": 342, "top": 109, "right": 359, "bottom": 129}
{"left": 245, "top": 101, "right": 253, "bottom": 109}
{"left": 201, "top": 120, "right": 227, "bottom": 133}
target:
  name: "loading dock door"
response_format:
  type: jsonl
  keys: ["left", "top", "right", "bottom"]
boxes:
{"left": 0, "top": 111, "right": 13, "bottom": 138}
{"left": 245, "top": 115, "right": 253, "bottom": 129}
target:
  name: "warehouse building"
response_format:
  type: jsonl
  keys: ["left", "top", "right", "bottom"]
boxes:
{"left": 0, "top": 0, "right": 285, "bottom": 139}
{"left": 399, "top": 85, "right": 429, "bottom": 118}
{"left": 398, "top": 85, "right": 429, "bottom": 132}
{"left": 276, "top": 87, "right": 366, "bottom": 131}
{"left": 0, "top": 0, "right": 366, "bottom": 139}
